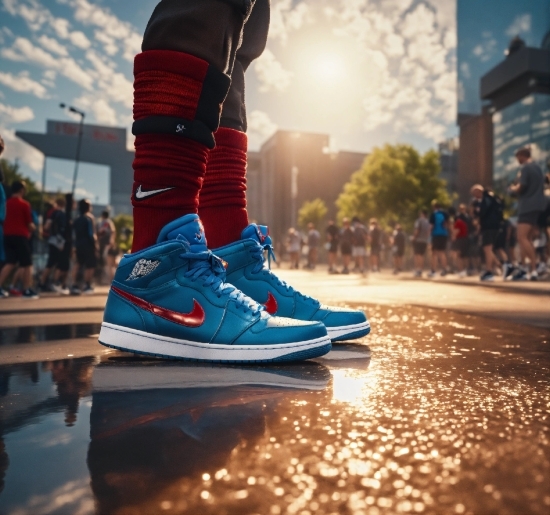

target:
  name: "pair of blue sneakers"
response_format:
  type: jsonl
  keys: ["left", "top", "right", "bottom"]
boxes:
{"left": 99, "top": 215, "right": 370, "bottom": 363}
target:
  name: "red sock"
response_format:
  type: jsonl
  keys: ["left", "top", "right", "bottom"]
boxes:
{"left": 199, "top": 127, "right": 249, "bottom": 248}
{"left": 131, "top": 50, "right": 229, "bottom": 252}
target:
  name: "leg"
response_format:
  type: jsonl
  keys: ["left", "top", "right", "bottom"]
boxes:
{"left": 0, "top": 263, "right": 15, "bottom": 287}
{"left": 517, "top": 223, "right": 537, "bottom": 272}
{"left": 132, "top": 0, "right": 254, "bottom": 251}
{"left": 199, "top": 0, "right": 270, "bottom": 248}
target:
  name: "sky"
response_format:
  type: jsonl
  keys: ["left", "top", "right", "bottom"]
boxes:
{"left": 0, "top": 0, "right": 459, "bottom": 204}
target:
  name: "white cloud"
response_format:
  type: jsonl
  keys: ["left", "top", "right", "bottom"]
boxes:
{"left": 270, "top": 0, "right": 310, "bottom": 44}
{"left": 0, "top": 71, "right": 48, "bottom": 98}
{"left": 73, "top": 93, "right": 117, "bottom": 125}
{"left": 506, "top": 14, "right": 531, "bottom": 37}
{"left": 0, "top": 128, "right": 43, "bottom": 172}
{"left": 68, "top": 30, "right": 90, "bottom": 49}
{"left": 247, "top": 110, "right": 278, "bottom": 150}
{"left": 37, "top": 34, "right": 68, "bottom": 56}
{"left": 0, "top": 102, "right": 34, "bottom": 123}
{"left": 2, "top": 37, "right": 93, "bottom": 90}
{"left": 254, "top": 49, "right": 293, "bottom": 93}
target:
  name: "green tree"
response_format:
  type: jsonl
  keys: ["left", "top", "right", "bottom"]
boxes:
{"left": 336, "top": 144, "right": 453, "bottom": 231}
{"left": 113, "top": 213, "right": 134, "bottom": 253}
{"left": 0, "top": 158, "right": 42, "bottom": 211}
{"left": 298, "top": 198, "right": 328, "bottom": 230}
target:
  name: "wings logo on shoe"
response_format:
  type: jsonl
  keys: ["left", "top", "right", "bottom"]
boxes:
{"left": 263, "top": 291, "right": 278, "bottom": 315}
{"left": 111, "top": 286, "right": 205, "bottom": 327}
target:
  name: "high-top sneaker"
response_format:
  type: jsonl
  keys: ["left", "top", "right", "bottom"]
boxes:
{"left": 214, "top": 224, "right": 371, "bottom": 342}
{"left": 99, "top": 215, "right": 330, "bottom": 363}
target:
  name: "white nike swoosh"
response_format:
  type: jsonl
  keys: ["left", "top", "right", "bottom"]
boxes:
{"left": 135, "top": 186, "right": 174, "bottom": 199}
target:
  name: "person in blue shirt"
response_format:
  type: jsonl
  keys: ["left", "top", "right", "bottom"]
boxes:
{"left": 429, "top": 201, "right": 449, "bottom": 277}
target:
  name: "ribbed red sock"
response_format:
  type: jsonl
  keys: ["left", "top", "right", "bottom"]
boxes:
{"left": 131, "top": 50, "right": 229, "bottom": 252}
{"left": 199, "top": 127, "right": 249, "bottom": 248}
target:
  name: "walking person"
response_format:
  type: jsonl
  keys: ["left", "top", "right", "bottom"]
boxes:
{"left": 97, "top": 210, "right": 117, "bottom": 283}
{"left": 351, "top": 216, "right": 367, "bottom": 273}
{"left": 0, "top": 181, "right": 38, "bottom": 298}
{"left": 412, "top": 209, "right": 430, "bottom": 277}
{"left": 305, "top": 222, "right": 320, "bottom": 270}
{"left": 0, "top": 136, "right": 6, "bottom": 268}
{"left": 428, "top": 202, "right": 449, "bottom": 277}
{"left": 71, "top": 199, "right": 97, "bottom": 295}
{"left": 286, "top": 227, "right": 301, "bottom": 269}
{"left": 325, "top": 220, "right": 340, "bottom": 274}
{"left": 38, "top": 197, "right": 69, "bottom": 293}
{"left": 339, "top": 218, "right": 353, "bottom": 274}
{"left": 369, "top": 218, "right": 382, "bottom": 272}
{"left": 450, "top": 206, "right": 469, "bottom": 278}
{"left": 391, "top": 224, "right": 406, "bottom": 274}
{"left": 508, "top": 147, "right": 546, "bottom": 280}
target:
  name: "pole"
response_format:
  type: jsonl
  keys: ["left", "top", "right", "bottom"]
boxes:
{"left": 71, "top": 113, "right": 85, "bottom": 198}
{"left": 39, "top": 156, "right": 47, "bottom": 234}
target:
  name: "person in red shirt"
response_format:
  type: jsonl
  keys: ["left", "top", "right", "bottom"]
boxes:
{"left": 0, "top": 181, "right": 38, "bottom": 298}
{"left": 450, "top": 205, "right": 469, "bottom": 277}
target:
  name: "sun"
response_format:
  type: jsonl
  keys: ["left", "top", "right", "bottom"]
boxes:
{"left": 312, "top": 52, "right": 345, "bottom": 82}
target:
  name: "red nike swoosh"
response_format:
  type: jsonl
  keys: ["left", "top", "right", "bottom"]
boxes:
{"left": 111, "top": 286, "right": 205, "bottom": 328}
{"left": 263, "top": 291, "right": 278, "bottom": 315}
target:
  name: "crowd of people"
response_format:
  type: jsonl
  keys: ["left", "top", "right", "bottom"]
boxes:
{"left": 288, "top": 147, "right": 550, "bottom": 282}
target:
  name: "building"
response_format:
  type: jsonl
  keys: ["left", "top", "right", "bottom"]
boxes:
{"left": 247, "top": 130, "right": 367, "bottom": 242}
{"left": 456, "top": 0, "right": 550, "bottom": 199}
{"left": 438, "top": 138, "right": 459, "bottom": 196}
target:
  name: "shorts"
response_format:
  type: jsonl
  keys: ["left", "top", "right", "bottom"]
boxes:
{"left": 370, "top": 245, "right": 381, "bottom": 257}
{"left": 481, "top": 229, "right": 498, "bottom": 247}
{"left": 76, "top": 244, "right": 97, "bottom": 269}
{"left": 413, "top": 241, "right": 427, "bottom": 256}
{"left": 393, "top": 248, "right": 405, "bottom": 258}
{"left": 328, "top": 243, "right": 338, "bottom": 253}
{"left": 518, "top": 211, "right": 542, "bottom": 226}
{"left": 352, "top": 246, "right": 366, "bottom": 257}
{"left": 431, "top": 236, "right": 447, "bottom": 252}
{"left": 454, "top": 238, "right": 469, "bottom": 258}
{"left": 4, "top": 235, "right": 32, "bottom": 267}
{"left": 493, "top": 231, "right": 506, "bottom": 251}
{"left": 340, "top": 242, "right": 352, "bottom": 256}
{"left": 46, "top": 244, "right": 70, "bottom": 272}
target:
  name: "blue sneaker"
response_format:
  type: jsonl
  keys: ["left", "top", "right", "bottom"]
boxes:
{"left": 99, "top": 215, "right": 331, "bottom": 363}
{"left": 214, "top": 224, "right": 371, "bottom": 342}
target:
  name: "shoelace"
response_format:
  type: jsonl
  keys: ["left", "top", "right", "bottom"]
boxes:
{"left": 248, "top": 243, "right": 318, "bottom": 305}
{"left": 182, "top": 249, "right": 263, "bottom": 315}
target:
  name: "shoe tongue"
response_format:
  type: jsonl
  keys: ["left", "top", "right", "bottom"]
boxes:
{"left": 241, "top": 224, "right": 272, "bottom": 246}
{"left": 157, "top": 214, "right": 208, "bottom": 252}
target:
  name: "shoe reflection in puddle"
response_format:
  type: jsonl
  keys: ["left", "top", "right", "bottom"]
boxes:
{"left": 88, "top": 359, "right": 330, "bottom": 514}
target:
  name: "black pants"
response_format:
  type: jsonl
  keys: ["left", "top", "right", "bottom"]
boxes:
{"left": 143, "top": 0, "right": 270, "bottom": 133}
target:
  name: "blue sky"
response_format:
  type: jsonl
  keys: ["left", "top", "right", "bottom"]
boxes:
{"left": 0, "top": 0, "right": 459, "bottom": 205}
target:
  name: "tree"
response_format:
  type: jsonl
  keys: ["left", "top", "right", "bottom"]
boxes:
{"left": 298, "top": 198, "right": 328, "bottom": 230}
{"left": 113, "top": 214, "right": 134, "bottom": 253}
{"left": 336, "top": 144, "right": 453, "bottom": 231}
{"left": 0, "top": 159, "right": 42, "bottom": 211}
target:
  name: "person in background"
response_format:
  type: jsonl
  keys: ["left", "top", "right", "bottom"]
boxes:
{"left": 470, "top": 185, "right": 502, "bottom": 281}
{"left": 494, "top": 216, "right": 515, "bottom": 279}
{"left": 0, "top": 135, "right": 6, "bottom": 268}
{"left": 450, "top": 206, "right": 469, "bottom": 278}
{"left": 369, "top": 218, "right": 382, "bottom": 272}
{"left": 325, "top": 220, "right": 339, "bottom": 274}
{"left": 339, "top": 218, "right": 353, "bottom": 274}
{"left": 286, "top": 227, "right": 301, "bottom": 270}
{"left": 351, "top": 216, "right": 367, "bottom": 274}
{"left": 0, "top": 181, "right": 38, "bottom": 298}
{"left": 39, "top": 198, "right": 69, "bottom": 294}
{"left": 508, "top": 146, "right": 546, "bottom": 281}
{"left": 412, "top": 209, "right": 430, "bottom": 277}
{"left": 305, "top": 222, "right": 320, "bottom": 270}
{"left": 428, "top": 201, "right": 449, "bottom": 277}
{"left": 391, "top": 224, "right": 406, "bottom": 274}
{"left": 71, "top": 199, "right": 97, "bottom": 295}
{"left": 97, "top": 210, "right": 117, "bottom": 283}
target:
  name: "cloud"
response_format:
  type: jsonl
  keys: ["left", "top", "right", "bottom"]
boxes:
{"left": 506, "top": 14, "right": 531, "bottom": 37}
{"left": 0, "top": 102, "right": 34, "bottom": 123}
{"left": 2, "top": 37, "right": 93, "bottom": 90}
{"left": 0, "top": 128, "right": 43, "bottom": 172}
{"left": 254, "top": 49, "right": 293, "bottom": 92}
{"left": 0, "top": 71, "right": 48, "bottom": 98}
{"left": 247, "top": 110, "right": 278, "bottom": 149}
{"left": 37, "top": 34, "right": 68, "bottom": 56}
{"left": 73, "top": 93, "right": 118, "bottom": 125}
{"left": 270, "top": 0, "right": 310, "bottom": 44}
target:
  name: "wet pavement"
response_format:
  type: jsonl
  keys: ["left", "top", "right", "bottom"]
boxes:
{"left": 0, "top": 302, "right": 549, "bottom": 515}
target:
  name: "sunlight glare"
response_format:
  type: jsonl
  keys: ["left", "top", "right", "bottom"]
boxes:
{"left": 312, "top": 52, "right": 345, "bottom": 82}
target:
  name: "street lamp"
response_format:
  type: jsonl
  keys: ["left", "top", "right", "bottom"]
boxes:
{"left": 59, "top": 103, "right": 85, "bottom": 198}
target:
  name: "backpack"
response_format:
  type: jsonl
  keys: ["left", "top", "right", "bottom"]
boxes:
{"left": 491, "top": 194, "right": 504, "bottom": 223}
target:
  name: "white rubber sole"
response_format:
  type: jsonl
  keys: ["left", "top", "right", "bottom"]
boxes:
{"left": 327, "top": 321, "right": 371, "bottom": 341}
{"left": 98, "top": 322, "right": 331, "bottom": 363}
